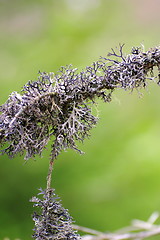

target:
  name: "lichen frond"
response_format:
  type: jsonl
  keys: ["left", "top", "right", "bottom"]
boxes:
{"left": 30, "top": 188, "right": 80, "bottom": 240}
{"left": 0, "top": 45, "right": 160, "bottom": 160}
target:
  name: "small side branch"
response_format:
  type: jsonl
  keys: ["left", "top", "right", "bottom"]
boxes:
{"left": 73, "top": 212, "right": 160, "bottom": 240}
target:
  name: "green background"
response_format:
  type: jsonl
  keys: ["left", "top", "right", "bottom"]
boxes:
{"left": 1, "top": 0, "right": 160, "bottom": 239}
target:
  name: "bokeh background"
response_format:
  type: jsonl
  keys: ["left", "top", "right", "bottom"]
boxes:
{"left": 1, "top": 0, "right": 160, "bottom": 239}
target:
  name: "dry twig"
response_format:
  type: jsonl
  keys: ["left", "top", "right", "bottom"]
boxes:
{"left": 74, "top": 212, "right": 160, "bottom": 240}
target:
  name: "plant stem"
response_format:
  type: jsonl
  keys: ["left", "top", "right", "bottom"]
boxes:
{"left": 47, "top": 159, "right": 54, "bottom": 190}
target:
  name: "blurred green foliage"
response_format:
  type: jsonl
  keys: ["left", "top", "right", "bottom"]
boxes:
{"left": 0, "top": 0, "right": 160, "bottom": 239}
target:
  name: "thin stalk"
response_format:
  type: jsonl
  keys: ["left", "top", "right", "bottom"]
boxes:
{"left": 47, "top": 158, "right": 54, "bottom": 190}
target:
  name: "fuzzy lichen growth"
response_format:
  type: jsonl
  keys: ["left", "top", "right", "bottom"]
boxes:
{"left": 30, "top": 189, "right": 80, "bottom": 240}
{"left": 0, "top": 45, "right": 160, "bottom": 160}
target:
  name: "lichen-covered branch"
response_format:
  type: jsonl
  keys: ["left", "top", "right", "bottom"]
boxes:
{"left": 1, "top": 46, "right": 160, "bottom": 240}
{"left": 1, "top": 45, "right": 160, "bottom": 161}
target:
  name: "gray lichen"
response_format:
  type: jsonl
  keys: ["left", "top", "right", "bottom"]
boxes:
{"left": 0, "top": 45, "right": 160, "bottom": 160}
{"left": 30, "top": 189, "right": 80, "bottom": 240}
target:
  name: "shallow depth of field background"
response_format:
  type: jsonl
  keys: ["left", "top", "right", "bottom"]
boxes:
{"left": 1, "top": 0, "right": 160, "bottom": 239}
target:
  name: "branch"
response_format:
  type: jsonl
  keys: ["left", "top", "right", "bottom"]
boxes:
{"left": 1, "top": 45, "right": 160, "bottom": 160}
{"left": 73, "top": 212, "right": 160, "bottom": 240}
